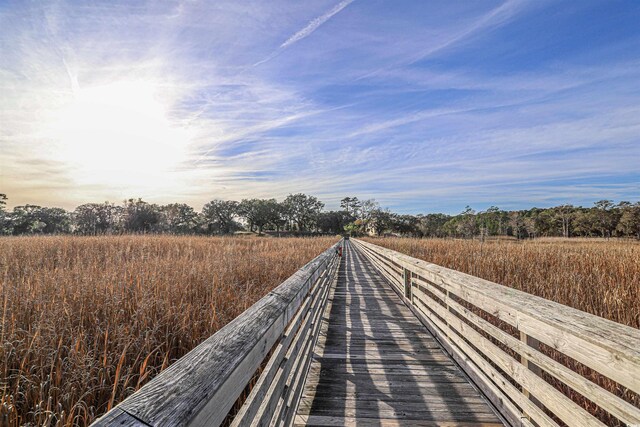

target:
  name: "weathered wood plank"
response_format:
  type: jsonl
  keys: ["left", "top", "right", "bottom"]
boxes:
{"left": 297, "top": 402, "right": 502, "bottom": 422}
{"left": 414, "top": 287, "right": 606, "bottom": 427}
{"left": 294, "top": 415, "right": 504, "bottom": 427}
{"left": 92, "top": 408, "right": 149, "bottom": 426}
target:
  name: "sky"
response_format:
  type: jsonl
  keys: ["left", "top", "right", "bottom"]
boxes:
{"left": 1, "top": 0, "right": 639, "bottom": 214}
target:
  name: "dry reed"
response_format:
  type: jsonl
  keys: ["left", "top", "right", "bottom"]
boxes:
{"left": 0, "top": 235, "right": 337, "bottom": 426}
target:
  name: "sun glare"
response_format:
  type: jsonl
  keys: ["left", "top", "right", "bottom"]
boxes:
{"left": 50, "top": 81, "right": 189, "bottom": 189}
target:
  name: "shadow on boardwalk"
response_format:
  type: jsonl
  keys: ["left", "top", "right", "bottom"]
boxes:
{"left": 295, "top": 241, "right": 504, "bottom": 426}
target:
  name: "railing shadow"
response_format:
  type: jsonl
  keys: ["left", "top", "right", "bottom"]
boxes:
{"left": 307, "top": 241, "right": 499, "bottom": 424}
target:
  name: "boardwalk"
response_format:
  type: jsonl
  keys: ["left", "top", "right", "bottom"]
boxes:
{"left": 295, "top": 241, "right": 504, "bottom": 426}
{"left": 94, "top": 238, "right": 640, "bottom": 427}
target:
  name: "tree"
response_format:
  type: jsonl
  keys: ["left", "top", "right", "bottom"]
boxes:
{"left": 340, "top": 197, "right": 361, "bottom": 217}
{"left": 10, "top": 205, "right": 44, "bottom": 234}
{"left": 416, "top": 213, "right": 451, "bottom": 237}
{"left": 388, "top": 214, "right": 419, "bottom": 236}
{"left": 0, "top": 194, "right": 11, "bottom": 235}
{"left": 572, "top": 209, "right": 597, "bottom": 237}
{"left": 37, "top": 207, "right": 72, "bottom": 234}
{"left": 534, "top": 209, "right": 558, "bottom": 237}
{"left": 524, "top": 217, "right": 537, "bottom": 238}
{"left": 617, "top": 202, "right": 640, "bottom": 239}
{"left": 202, "top": 200, "right": 240, "bottom": 234}
{"left": 369, "top": 209, "right": 392, "bottom": 236}
{"left": 358, "top": 198, "right": 380, "bottom": 228}
{"left": 457, "top": 206, "right": 478, "bottom": 238}
{"left": 161, "top": 203, "right": 199, "bottom": 234}
{"left": 593, "top": 200, "right": 618, "bottom": 238}
{"left": 239, "top": 199, "right": 281, "bottom": 234}
{"left": 10, "top": 205, "right": 71, "bottom": 234}
{"left": 74, "top": 202, "right": 119, "bottom": 235}
{"left": 553, "top": 205, "right": 574, "bottom": 238}
{"left": 283, "top": 194, "right": 324, "bottom": 232}
{"left": 509, "top": 211, "right": 526, "bottom": 239}
{"left": 122, "top": 199, "right": 161, "bottom": 233}
{"left": 271, "top": 202, "right": 288, "bottom": 234}
{"left": 477, "top": 206, "right": 505, "bottom": 236}
{"left": 317, "top": 211, "right": 352, "bottom": 234}
{"left": 343, "top": 222, "right": 360, "bottom": 236}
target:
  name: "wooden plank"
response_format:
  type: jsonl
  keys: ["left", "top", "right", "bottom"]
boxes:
{"left": 307, "top": 364, "right": 466, "bottom": 379}
{"left": 411, "top": 292, "right": 562, "bottom": 427}
{"left": 297, "top": 402, "right": 502, "bottom": 422}
{"left": 294, "top": 415, "right": 504, "bottom": 426}
{"left": 305, "top": 382, "right": 492, "bottom": 397}
{"left": 449, "top": 291, "right": 640, "bottom": 425}
{"left": 353, "top": 238, "right": 542, "bottom": 427}
{"left": 298, "top": 397, "right": 498, "bottom": 414}
{"left": 293, "top": 269, "right": 339, "bottom": 423}
{"left": 317, "top": 352, "right": 452, "bottom": 362}
{"left": 92, "top": 408, "right": 149, "bottom": 426}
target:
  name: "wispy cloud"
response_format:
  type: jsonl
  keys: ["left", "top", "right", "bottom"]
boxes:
{"left": 281, "top": 0, "right": 355, "bottom": 49}
{"left": 409, "top": 0, "right": 527, "bottom": 63}
{"left": 254, "top": 0, "right": 355, "bottom": 66}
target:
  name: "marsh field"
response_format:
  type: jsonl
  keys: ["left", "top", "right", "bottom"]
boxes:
{"left": 1, "top": 235, "right": 638, "bottom": 426}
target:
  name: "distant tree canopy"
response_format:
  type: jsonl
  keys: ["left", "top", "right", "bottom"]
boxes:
{"left": 1, "top": 194, "right": 639, "bottom": 239}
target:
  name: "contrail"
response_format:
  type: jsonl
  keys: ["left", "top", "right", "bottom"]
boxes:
{"left": 254, "top": 0, "right": 355, "bottom": 66}
{"left": 280, "top": 0, "right": 355, "bottom": 49}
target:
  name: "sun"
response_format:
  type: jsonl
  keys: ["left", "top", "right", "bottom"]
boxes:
{"left": 50, "top": 80, "right": 190, "bottom": 189}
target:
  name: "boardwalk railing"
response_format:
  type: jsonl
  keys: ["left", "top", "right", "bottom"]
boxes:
{"left": 94, "top": 240, "right": 341, "bottom": 427}
{"left": 352, "top": 238, "right": 640, "bottom": 427}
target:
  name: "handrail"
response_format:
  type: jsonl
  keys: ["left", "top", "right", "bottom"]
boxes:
{"left": 93, "top": 240, "right": 341, "bottom": 427}
{"left": 351, "top": 238, "right": 640, "bottom": 427}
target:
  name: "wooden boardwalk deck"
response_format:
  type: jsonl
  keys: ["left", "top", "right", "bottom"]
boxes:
{"left": 295, "top": 241, "right": 504, "bottom": 426}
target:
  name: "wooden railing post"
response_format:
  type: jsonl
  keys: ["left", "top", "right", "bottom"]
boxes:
{"left": 520, "top": 331, "right": 543, "bottom": 421}
{"left": 403, "top": 267, "right": 412, "bottom": 301}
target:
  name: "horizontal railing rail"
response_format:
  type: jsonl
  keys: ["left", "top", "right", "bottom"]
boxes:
{"left": 93, "top": 240, "right": 341, "bottom": 427}
{"left": 352, "top": 238, "right": 640, "bottom": 427}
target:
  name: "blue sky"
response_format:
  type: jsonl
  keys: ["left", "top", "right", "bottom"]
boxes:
{"left": 1, "top": 0, "right": 639, "bottom": 214}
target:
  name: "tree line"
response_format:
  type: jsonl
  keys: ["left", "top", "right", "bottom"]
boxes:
{"left": 0, "top": 193, "right": 638, "bottom": 239}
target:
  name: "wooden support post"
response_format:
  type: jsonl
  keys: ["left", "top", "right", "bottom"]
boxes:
{"left": 520, "top": 331, "right": 543, "bottom": 422}
{"left": 403, "top": 268, "right": 412, "bottom": 301}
